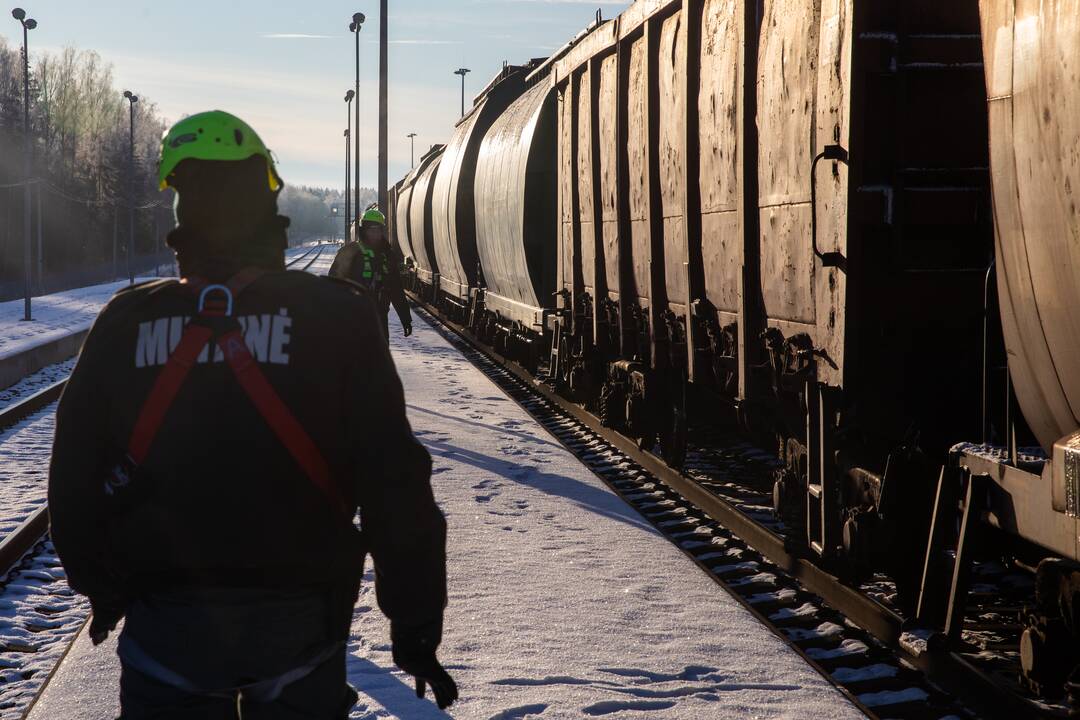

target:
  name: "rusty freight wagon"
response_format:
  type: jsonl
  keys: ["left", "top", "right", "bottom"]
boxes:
{"left": 398, "top": 145, "right": 445, "bottom": 300}
{"left": 550, "top": 0, "right": 992, "bottom": 587}
{"left": 471, "top": 76, "right": 560, "bottom": 371}
{"left": 430, "top": 64, "right": 540, "bottom": 320}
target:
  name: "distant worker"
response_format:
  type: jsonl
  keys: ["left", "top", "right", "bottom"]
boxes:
{"left": 329, "top": 208, "right": 413, "bottom": 340}
{"left": 48, "top": 110, "right": 457, "bottom": 718}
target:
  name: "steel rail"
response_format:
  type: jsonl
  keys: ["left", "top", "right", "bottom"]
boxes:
{"left": 405, "top": 290, "right": 1049, "bottom": 720}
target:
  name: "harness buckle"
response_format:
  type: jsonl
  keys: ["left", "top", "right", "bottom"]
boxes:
{"left": 198, "top": 285, "right": 234, "bottom": 317}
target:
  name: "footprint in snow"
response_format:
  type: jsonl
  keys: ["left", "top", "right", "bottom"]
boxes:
{"left": 486, "top": 704, "right": 549, "bottom": 720}
{"left": 581, "top": 700, "right": 676, "bottom": 715}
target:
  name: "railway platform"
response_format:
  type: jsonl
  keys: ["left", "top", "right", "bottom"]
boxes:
{"left": 20, "top": 304, "right": 864, "bottom": 719}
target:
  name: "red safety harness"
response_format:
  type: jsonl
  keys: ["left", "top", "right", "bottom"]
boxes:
{"left": 119, "top": 269, "right": 348, "bottom": 516}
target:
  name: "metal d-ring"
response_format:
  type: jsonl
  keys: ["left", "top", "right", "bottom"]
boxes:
{"left": 197, "top": 284, "right": 234, "bottom": 316}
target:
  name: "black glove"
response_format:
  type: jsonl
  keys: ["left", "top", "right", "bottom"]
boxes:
{"left": 88, "top": 598, "right": 125, "bottom": 646}
{"left": 402, "top": 321, "right": 413, "bottom": 338}
{"left": 391, "top": 619, "right": 458, "bottom": 710}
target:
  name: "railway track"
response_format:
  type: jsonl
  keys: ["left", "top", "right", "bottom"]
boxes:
{"left": 405, "top": 292, "right": 1062, "bottom": 720}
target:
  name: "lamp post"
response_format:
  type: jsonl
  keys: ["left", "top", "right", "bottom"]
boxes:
{"left": 344, "top": 89, "right": 354, "bottom": 234}
{"left": 378, "top": 0, "right": 388, "bottom": 215}
{"left": 454, "top": 67, "right": 471, "bottom": 118}
{"left": 123, "top": 90, "right": 138, "bottom": 285}
{"left": 350, "top": 12, "right": 365, "bottom": 228}
{"left": 408, "top": 132, "right": 417, "bottom": 168}
{"left": 12, "top": 7, "right": 36, "bottom": 321}
{"left": 343, "top": 129, "right": 350, "bottom": 241}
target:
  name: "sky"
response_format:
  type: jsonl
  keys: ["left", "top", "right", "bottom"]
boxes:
{"left": 0, "top": 0, "right": 634, "bottom": 191}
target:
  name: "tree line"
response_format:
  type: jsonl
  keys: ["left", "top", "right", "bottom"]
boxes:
{"left": 0, "top": 38, "right": 373, "bottom": 300}
{"left": 279, "top": 185, "right": 377, "bottom": 243}
{"left": 0, "top": 38, "right": 174, "bottom": 298}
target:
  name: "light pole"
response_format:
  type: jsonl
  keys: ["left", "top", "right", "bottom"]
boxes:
{"left": 350, "top": 12, "right": 365, "bottom": 229}
{"left": 343, "top": 129, "right": 350, "bottom": 241}
{"left": 454, "top": 67, "right": 471, "bottom": 118}
{"left": 344, "top": 89, "right": 354, "bottom": 234}
{"left": 12, "top": 7, "right": 36, "bottom": 321}
{"left": 378, "top": 0, "right": 388, "bottom": 215}
{"left": 408, "top": 132, "right": 417, "bottom": 168}
{"left": 123, "top": 90, "right": 138, "bottom": 285}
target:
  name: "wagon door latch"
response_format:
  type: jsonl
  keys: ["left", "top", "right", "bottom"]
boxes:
{"left": 811, "top": 144, "right": 850, "bottom": 272}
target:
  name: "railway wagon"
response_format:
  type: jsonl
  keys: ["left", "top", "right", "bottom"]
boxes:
{"left": 388, "top": 180, "right": 402, "bottom": 255}
{"left": 471, "top": 76, "right": 560, "bottom": 371}
{"left": 430, "top": 64, "right": 538, "bottom": 319}
{"left": 550, "top": 0, "right": 992, "bottom": 586}
{"left": 957, "top": 0, "right": 1080, "bottom": 698}
{"left": 404, "top": 145, "right": 445, "bottom": 298}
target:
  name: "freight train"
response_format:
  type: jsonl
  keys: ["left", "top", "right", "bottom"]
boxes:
{"left": 393, "top": 0, "right": 1080, "bottom": 703}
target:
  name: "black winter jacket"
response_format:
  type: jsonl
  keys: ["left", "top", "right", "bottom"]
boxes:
{"left": 48, "top": 270, "right": 446, "bottom": 633}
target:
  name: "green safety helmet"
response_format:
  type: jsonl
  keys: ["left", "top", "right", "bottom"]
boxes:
{"left": 158, "top": 110, "right": 281, "bottom": 192}
{"left": 361, "top": 208, "right": 386, "bottom": 226}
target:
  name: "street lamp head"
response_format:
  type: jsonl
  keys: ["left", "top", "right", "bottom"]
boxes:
{"left": 345, "top": 89, "right": 355, "bottom": 102}
{"left": 11, "top": 8, "right": 25, "bottom": 21}
{"left": 24, "top": 18, "right": 35, "bottom": 29}
{"left": 455, "top": 68, "right": 471, "bottom": 77}
{"left": 352, "top": 12, "right": 365, "bottom": 25}
{"left": 408, "top": 133, "right": 417, "bottom": 138}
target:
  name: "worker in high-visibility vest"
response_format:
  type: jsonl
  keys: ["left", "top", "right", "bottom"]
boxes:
{"left": 330, "top": 208, "right": 413, "bottom": 341}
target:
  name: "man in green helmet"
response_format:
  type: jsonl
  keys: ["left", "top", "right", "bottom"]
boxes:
{"left": 49, "top": 110, "right": 457, "bottom": 718}
{"left": 329, "top": 208, "right": 413, "bottom": 341}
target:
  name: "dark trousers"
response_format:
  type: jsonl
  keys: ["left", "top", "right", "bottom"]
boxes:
{"left": 117, "top": 587, "right": 357, "bottom": 720}
{"left": 119, "top": 647, "right": 358, "bottom": 720}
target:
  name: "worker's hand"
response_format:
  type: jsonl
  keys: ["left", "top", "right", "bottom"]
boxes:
{"left": 402, "top": 321, "right": 413, "bottom": 338}
{"left": 88, "top": 598, "right": 125, "bottom": 646}
{"left": 392, "top": 620, "right": 458, "bottom": 709}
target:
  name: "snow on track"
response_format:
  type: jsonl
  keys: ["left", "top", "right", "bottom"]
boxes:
{"left": 0, "top": 359, "right": 75, "bottom": 414}
{"left": 22, "top": 257, "right": 862, "bottom": 719}
{"left": 0, "top": 406, "right": 57, "bottom": 540}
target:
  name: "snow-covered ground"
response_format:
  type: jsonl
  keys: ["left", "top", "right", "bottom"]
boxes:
{"left": 23, "top": 293, "right": 864, "bottom": 720}
{"left": 0, "top": 279, "right": 148, "bottom": 364}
